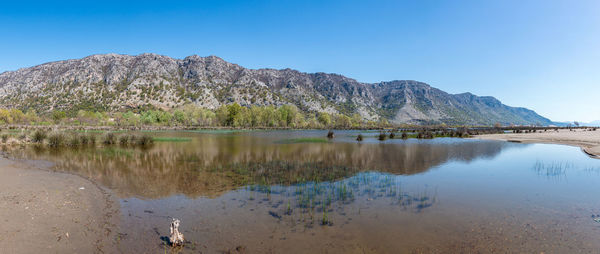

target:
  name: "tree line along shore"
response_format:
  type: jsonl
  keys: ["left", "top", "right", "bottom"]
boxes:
{"left": 0, "top": 103, "right": 580, "bottom": 129}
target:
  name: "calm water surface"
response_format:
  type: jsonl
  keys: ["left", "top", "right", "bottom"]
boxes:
{"left": 6, "top": 130, "right": 600, "bottom": 253}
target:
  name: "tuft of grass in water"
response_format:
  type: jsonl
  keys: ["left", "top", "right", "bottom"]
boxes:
{"left": 119, "top": 135, "right": 130, "bottom": 145}
{"left": 321, "top": 208, "right": 330, "bottom": 225}
{"left": 137, "top": 134, "right": 154, "bottom": 146}
{"left": 32, "top": 130, "right": 47, "bottom": 143}
{"left": 47, "top": 132, "right": 65, "bottom": 148}
{"left": 327, "top": 130, "right": 334, "bottom": 139}
{"left": 378, "top": 133, "right": 387, "bottom": 141}
{"left": 102, "top": 132, "right": 116, "bottom": 145}
{"left": 88, "top": 134, "right": 97, "bottom": 145}
{"left": 67, "top": 134, "right": 81, "bottom": 147}
{"left": 79, "top": 134, "right": 89, "bottom": 145}
{"left": 1, "top": 134, "right": 8, "bottom": 143}
{"left": 356, "top": 134, "right": 363, "bottom": 142}
{"left": 152, "top": 137, "right": 191, "bottom": 142}
{"left": 278, "top": 137, "right": 328, "bottom": 144}
{"left": 389, "top": 132, "right": 395, "bottom": 139}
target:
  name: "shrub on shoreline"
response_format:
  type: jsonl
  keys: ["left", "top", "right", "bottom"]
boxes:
{"left": 356, "top": 134, "right": 363, "bottom": 142}
{"left": 47, "top": 132, "right": 65, "bottom": 148}
{"left": 103, "top": 132, "right": 116, "bottom": 145}
{"left": 32, "top": 130, "right": 47, "bottom": 143}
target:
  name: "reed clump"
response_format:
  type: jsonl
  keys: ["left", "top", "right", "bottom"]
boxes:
{"left": 47, "top": 132, "right": 65, "bottom": 148}
{"left": 327, "top": 130, "right": 335, "bottom": 139}
{"left": 79, "top": 134, "right": 90, "bottom": 145}
{"left": 356, "top": 134, "right": 363, "bottom": 142}
{"left": 378, "top": 133, "right": 387, "bottom": 141}
{"left": 136, "top": 134, "right": 154, "bottom": 146}
{"left": 32, "top": 130, "right": 47, "bottom": 143}
{"left": 119, "top": 135, "right": 130, "bottom": 145}
{"left": 102, "top": 132, "right": 116, "bottom": 145}
{"left": 67, "top": 134, "right": 81, "bottom": 147}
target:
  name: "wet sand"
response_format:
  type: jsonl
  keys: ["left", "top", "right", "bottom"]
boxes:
{"left": 474, "top": 129, "right": 600, "bottom": 158}
{"left": 0, "top": 155, "right": 118, "bottom": 254}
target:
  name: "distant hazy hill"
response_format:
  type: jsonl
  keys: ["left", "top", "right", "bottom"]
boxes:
{"left": 584, "top": 121, "right": 600, "bottom": 127}
{"left": 0, "top": 53, "right": 552, "bottom": 126}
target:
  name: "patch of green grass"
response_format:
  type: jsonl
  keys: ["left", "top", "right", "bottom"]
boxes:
{"left": 152, "top": 137, "right": 192, "bottom": 142}
{"left": 277, "top": 137, "right": 329, "bottom": 144}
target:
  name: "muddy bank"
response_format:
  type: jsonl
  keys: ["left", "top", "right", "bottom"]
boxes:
{"left": 473, "top": 129, "right": 600, "bottom": 158}
{"left": 0, "top": 155, "right": 119, "bottom": 253}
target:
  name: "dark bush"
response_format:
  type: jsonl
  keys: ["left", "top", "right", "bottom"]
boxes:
{"left": 68, "top": 135, "right": 80, "bottom": 147}
{"left": 136, "top": 134, "right": 154, "bottom": 146}
{"left": 356, "top": 134, "right": 363, "bottom": 142}
{"left": 88, "top": 134, "right": 97, "bottom": 145}
{"left": 103, "top": 132, "right": 116, "bottom": 145}
{"left": 327, "top": 130, "right": 334, "bottom": 139}
{"left": 119, "top": 135, "right": 130, "bottom": 145}
{"left": 32, "top": 130, "right": 47, "bottom": 143}
{"left": 79, "top": 135, "right": 89, "bottom": 145}
{"left": 47, "top": 133, "right": 65, "bottom": 148}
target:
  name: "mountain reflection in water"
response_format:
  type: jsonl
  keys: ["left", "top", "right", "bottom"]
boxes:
{"left": 5, "top": 131, "right": 520, "bottom": 199}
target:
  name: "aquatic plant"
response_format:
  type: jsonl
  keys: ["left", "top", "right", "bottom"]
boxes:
{"left": 68, "top": 134, "right": 81, "bottom": 147}
{"left": 137, "top": 134, "right": 154, "bottom": 146}
{"left": 79, "top": 134, "right": 89, "bottom": 145}
{"left": 378, "top": 133, "right": 387, "bottom": 141}
{"left": 31, "top": 130, "right": 46, "bottom": 143}
{"left": 102, "top": 132, "right": 116, "bottom": 145}
{"left": 47, "top": 132, "right": 65, "bottom": 148}
{"left": 356, "top": 134, "right": 363, "bottom": 142}
{"left": 401, "top": 132, "right": 408, "bottom": 139}
{"left": 321, "top": 207, "right": 330, "bottom": 225}
{"left": 1, "top": 134, "right": 8, "bottom": 143}
{"left": 119, "top": 135, "right": 130, "bottom": 145}
{"left": 88, "top": 134, "right": 97, "bottom": 145}
{"left": 327, "top": 130, "right": 334, "bottom": 139}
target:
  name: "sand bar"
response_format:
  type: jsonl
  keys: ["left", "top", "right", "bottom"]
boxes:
{"left": 474, "top": 129, "right": 600, "bottom": 158}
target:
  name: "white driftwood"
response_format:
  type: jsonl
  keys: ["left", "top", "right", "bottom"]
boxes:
{"left": 169, "top": 218, "right": 185, "bottom": 246}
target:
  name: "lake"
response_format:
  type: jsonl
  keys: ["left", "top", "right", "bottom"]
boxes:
{"left": 5, "top": 130, "right": 600, "bottom": 253}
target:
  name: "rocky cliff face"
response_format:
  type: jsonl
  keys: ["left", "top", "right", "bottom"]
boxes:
{"left": 0, "top": 53, "right": 552, "bottom": 125}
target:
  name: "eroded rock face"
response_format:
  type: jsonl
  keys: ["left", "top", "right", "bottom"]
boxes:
{"left": 0, "top": 53, "right": 551, "bottom": 125}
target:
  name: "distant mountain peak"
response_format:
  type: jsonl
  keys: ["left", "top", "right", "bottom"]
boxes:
{"left": 0, "top": 53, "right": 552, "bottom": 126}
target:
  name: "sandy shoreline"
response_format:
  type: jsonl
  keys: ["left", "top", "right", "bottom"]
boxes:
{"left": 473, "top": 129, "right": 600, "bottom": 158}
{"left": 0, "top": 154, "right": 119, "bottom": 254}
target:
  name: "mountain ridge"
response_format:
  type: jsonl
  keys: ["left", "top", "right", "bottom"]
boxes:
{"left": 0, "top": 53, "right": 552, "bottom": 126}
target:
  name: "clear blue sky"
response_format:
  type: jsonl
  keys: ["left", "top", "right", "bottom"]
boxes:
{"left": 1, "top": 0, "right": 598, "bottom": 122}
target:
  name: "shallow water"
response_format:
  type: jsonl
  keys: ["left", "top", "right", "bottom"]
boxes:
{"left": 6, "top": 130, "right": 600, "bottom": 253}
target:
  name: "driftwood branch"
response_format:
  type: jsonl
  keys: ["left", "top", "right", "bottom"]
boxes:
{"left": 169, "top": 218, "right": 185, "bottom": 246}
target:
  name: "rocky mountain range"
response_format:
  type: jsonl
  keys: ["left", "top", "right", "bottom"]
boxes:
{"left": 0, "top": 53, "right": 552, "bottom": 125}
